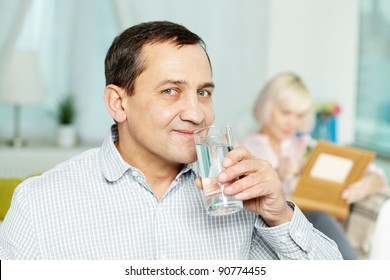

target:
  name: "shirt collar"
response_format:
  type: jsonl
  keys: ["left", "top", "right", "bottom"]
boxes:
{"left": 101, "top": 125, "right": 131, "bottom": 182}
{"left": 182, "top": 162, "right": 199, "bottom": 177}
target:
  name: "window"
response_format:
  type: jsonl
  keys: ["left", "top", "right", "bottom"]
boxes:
{"left": 355, "top": 0, "right": 390, "bottom": 156}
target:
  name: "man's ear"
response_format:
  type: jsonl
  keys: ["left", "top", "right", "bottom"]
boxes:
{"left": 104, "top": 84, "right": 127, "bottom": 123}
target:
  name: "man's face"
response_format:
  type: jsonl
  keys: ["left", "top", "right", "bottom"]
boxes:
{"left": 120, "top": 42, "right": 215, "bottom": 165}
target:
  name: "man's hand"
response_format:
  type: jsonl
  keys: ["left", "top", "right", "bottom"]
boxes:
{"left": 196, "top": 146, "right": 293, "bottom": 226}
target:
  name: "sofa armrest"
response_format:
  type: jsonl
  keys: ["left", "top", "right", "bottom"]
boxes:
{"left": 0, "top": 178, "right": 23, "bottom": 221}
{"left": 368, "top": 198, "right": 390, "bottom": 259}
{"left": 343, "top": 188, "right": 390, "bottom": 259}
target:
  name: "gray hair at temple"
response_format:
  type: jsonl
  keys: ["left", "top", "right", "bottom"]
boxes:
{"left": 253, "top": 72, "right": 315, "bottom": 132}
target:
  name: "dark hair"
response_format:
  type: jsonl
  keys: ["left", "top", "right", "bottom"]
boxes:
{"left": 105, "top": 21, "right": 211, "bottom": 96}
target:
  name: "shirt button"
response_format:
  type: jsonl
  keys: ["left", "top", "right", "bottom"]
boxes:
{"left": 296, "top": 232, "right": 302, "bottom": 239}
{"left": 280, "top": 236, "right": 288, "bottom": 244}
{"left": 131, "top": 171, "right": 138, "bottom": 177}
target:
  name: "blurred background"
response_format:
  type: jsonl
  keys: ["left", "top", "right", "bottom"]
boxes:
{"left": 0, "top": 0, "right": 389, "bottom": 177}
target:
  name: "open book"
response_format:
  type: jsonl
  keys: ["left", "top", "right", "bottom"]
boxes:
{"left": 290, "top": 140, "right": 376, "bottom": 221}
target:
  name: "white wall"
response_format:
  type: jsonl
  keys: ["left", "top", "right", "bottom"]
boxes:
{"left": 265, "top": 0, "right": 359, "bottom": 144}
{"left": 77, "top": 0, "right": 360, "bottom": 145}
{"left": 0, "top": 0, "right": 359, "bottom": 145}
{"left": 83, "top": 0, "right": 361, "bottom": 144}
{"left": 112, "top": 0, "right": 269, "bottom": 141}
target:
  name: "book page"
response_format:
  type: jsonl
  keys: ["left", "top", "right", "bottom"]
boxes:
{"left": 310, "top": 153, "right": 354, "bottom": 183}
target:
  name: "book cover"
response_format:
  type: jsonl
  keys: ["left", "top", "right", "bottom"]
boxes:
{"left": 290, "top": 140, "right": 376, "bottom": 220}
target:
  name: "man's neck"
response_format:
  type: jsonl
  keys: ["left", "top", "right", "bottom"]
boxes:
{"left": 115, "top": 138, "right": 182, "bottom": 200}
{"left": 142, "top": 161, "right": 183, "bottom": 200}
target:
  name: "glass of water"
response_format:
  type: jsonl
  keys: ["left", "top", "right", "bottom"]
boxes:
{"left": 194, "top": 125, "right": 243, "bottom": 216}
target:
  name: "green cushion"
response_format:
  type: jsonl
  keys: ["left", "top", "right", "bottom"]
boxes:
{"left": 0, "top": 178, "right": 23, "bottom": 220}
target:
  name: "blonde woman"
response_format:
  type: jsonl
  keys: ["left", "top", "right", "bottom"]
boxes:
{"left": 238, "top": 72, "right": 387, "bottom": 259}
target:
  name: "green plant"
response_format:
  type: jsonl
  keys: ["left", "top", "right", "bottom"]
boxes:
{"left": 57, "top": 95, "right": 76, "bottom": 125}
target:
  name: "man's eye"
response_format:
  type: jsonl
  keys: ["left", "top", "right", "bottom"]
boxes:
{"left": 198, "top": 90, "right": 210, "bottom": 97}
{"left": 162, "top": 89, "right": 177, "bottom": 95}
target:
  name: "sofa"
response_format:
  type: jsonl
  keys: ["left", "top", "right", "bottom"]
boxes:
{"left": 0, "top": 177, "right": 24, "bottom": 232}
{"left": 0, "top": 177, "right": 23, "bottom": 221}
{"left": 344, "top": 188, "right": 390, "bottom": 259}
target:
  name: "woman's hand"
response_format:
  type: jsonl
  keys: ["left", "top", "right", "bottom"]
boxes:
{"left": 277, "top": 156, "right": 301, "bottom": 181}
{"left": 342, "top": 173, "right": 383, "bottom": 204}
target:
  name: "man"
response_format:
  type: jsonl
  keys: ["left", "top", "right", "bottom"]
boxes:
{"left": 0, "top": 21, "right": 342, "bottom": 259}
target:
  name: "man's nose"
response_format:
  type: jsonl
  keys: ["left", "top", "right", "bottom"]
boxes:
{"left": 179, "top": 94, "right": 205, "bottom": 124}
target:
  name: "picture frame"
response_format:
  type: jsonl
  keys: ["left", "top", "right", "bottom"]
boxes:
{"left": 290, "top": 140, "right": 376, "bottom": 221}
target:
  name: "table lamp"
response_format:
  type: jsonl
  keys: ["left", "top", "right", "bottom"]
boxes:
{"left": 0, "top": 50, "right": 43, "bottom": 147}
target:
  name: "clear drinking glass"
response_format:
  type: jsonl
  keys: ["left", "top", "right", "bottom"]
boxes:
{"left": 194, "top": 125, "right": 243, "bottom": 216}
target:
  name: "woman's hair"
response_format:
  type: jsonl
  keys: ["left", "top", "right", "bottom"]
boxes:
{"left": 253, "top": 72, "right": 315, "bottom": 132}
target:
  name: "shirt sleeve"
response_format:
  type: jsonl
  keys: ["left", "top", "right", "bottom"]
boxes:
{"left": 250, "top": 202, "right": 343, "bottom": 260}
{"left": 0, "top": 181, "right": 41, "bottom": 259}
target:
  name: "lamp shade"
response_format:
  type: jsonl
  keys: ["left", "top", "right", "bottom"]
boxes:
{"left": 0, "top": 50, "right": 43, "bottom": 104}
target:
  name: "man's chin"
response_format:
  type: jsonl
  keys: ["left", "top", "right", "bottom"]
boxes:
{"left": 175, "top": 154, "right": 198, "bottom": 165}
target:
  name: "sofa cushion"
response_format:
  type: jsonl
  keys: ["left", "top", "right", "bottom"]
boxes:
{"left": 0, "top": 178, "right": 23, "bottom": 220}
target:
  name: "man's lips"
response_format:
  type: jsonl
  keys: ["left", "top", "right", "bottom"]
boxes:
{"left": 173, "top": 129, "right": 197, "bottom": 139}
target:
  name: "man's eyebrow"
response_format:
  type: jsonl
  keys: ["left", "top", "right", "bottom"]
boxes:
{"left": 200, "top": 82, "right": 215, "bottom": 89}
{"left": 155, "top": 80, "right": 215, "bottom": 89}
{"left": 155, "top": 79, "right": 186, "bottom": 88}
